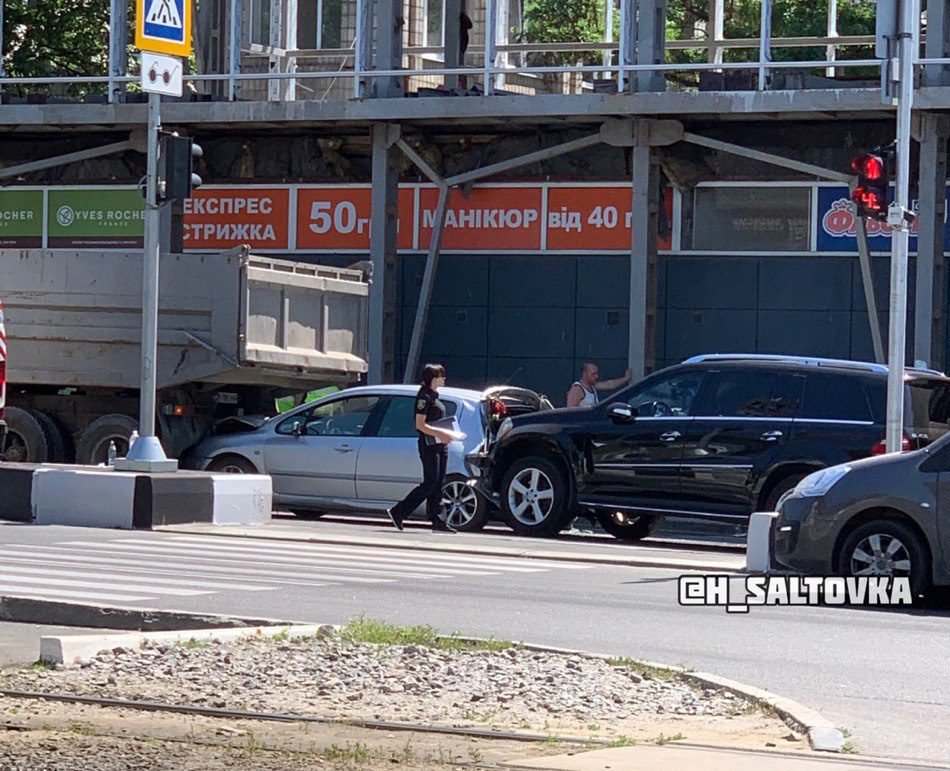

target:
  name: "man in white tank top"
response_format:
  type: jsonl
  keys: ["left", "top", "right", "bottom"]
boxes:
{"left": 566, "top": 362, "right": 633, "bottom": 408}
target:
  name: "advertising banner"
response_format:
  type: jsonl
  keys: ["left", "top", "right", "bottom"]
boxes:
{"left": 46, "top": 189, "right": 145, "bottom": 248}
{"left": 0, "top": 189, "right": 43, "bottom": 248}
{"left": 183, "top": 188, "right": 291, "bottom": 250}
{"left": 417, "top": 186, "right": 544, "bottom": 251}
{"left": 815, "top": 185, "right": 950, "bottom": 252}
{"left": 295, "top": 187, "right": 415, "bottom": 250}
{"left": 546, "top": 186, "right": 673, "bottom": 251}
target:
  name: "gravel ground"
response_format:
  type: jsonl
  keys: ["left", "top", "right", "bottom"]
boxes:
{"left": 0, "top": 630, "right": 803, "bottom": 769}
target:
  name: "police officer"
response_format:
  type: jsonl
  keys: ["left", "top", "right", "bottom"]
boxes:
{"left": 387, "top": 363, "right": 457, "bottom": 532}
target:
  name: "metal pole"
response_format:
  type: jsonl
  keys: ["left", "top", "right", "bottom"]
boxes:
{"left": 708, "top": 0, "right": 724, "bottom": 66}
{"left": 604, "top": 0, "right": 614, "bottom": 75}
{"left": 628, "top": 122, "right": 656, "bottom": 380}
{"left": 825, "top": 0, "right": 838, "bottom": 77}
{"left": 484, "top": 0, "right": 495, "bottom": 95}
{"left": 228, "top": 0, "right": 243, "bottom": 101}
{"left": 121, "top": 92, "right": 174, "bottom": 468}
{"left": 109, "top": 0, "right": 128, "bottom": 104}
{"left": 0, "top": 0, "right": 4, "bottom": 79}
{"left": 758, "top": 0, "right": 772, "bottom": 90}
{"left": 404, "top": 185, "right": 451, "bottom": 383}
{"left": 855, "top": 216, "right": 885, "bottom": 364}
{"left": 884, "top": 0, "right": 919, "bottom": 453}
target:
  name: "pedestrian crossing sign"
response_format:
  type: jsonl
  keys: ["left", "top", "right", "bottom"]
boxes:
{"left": 135, "top": 0, "right": 192, "bottom": 58}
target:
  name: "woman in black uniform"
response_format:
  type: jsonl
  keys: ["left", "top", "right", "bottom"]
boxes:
{"left": 387, "top": 364, "right": 457, "bottom": 532}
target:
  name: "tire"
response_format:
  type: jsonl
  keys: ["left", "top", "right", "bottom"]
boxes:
{"left": 837, "top": 519, "right": 930, "bottom": 597}
{"left": 597, "top": 511, "right": 660, "bottom": 542}
{"left": 206, "top": 454, "right": 259, "bottom": 474}
{"left": 764, "top": 473, "right": 808, "bottom": 512}
{"left": 441, "top": 475, "right": 489, "bottom": 532}
{"left": 26, "top": 409, "right": 68, "bottom": 463}
{"left": 76, "top": 414, "right": 138, "bottom": 466}
{"left": 1, "top": 406, "right": 50, "bottom": 463}
{"left": 500, "top": 456, "right": 570, "bottom": 537}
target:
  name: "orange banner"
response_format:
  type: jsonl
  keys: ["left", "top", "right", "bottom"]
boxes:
{"left": 183, "top": 188, "right": 290, "bottom": 250}
{"left": 417, "top": 186, "right": 543, "bottom": 251}
{"left": 546, "top": 187, "right": 672, "bottom": 251}
{"left": 296, "top": 187, "right": 414, "bottom": 250}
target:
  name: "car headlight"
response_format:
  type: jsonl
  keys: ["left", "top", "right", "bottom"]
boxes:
{"left": 795, "top": 465, "right": 851, "bottom": 497}
{"left": 495, "top": 417, "right": 514, "bottom": 442}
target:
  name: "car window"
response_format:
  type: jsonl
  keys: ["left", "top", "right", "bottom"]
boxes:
{"left": 275, "top": 396, "right": 379, "bottom": 436}
{"left": 800, "top": 374, "right": 871, "bottom": 422}
{"left": 907, "top": 380, "right": 950, "bottom": 437}
{"left": 694, "top": 371, "right": 802, "bottom": 418}
{"left": 375, "top": 397, "right": 458, "bottom": 438}
{"left": 627, "top": 372, "right": 705, "bottom": 417}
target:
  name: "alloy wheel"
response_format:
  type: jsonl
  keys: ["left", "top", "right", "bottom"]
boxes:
{"left": 506, "top": 467, "right": 555, "bottom": 526}
{"left": 849, "top": 533, "right": 912, "bottom": 577}
{"left": 442, "top": 481, "right": 479, "bottom": 529}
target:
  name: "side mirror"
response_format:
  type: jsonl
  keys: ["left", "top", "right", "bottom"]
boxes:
{"left": 608, "top": 403, "right": 635, "bottom": 424}
{"left": 291, "top": 420, "right": 304, "bottom": 437}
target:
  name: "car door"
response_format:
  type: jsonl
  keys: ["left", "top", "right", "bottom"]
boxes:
{"left": 677, "top": 368, "right": 802, "bottom": 517}
{"left": 578, "top": 369, "right": 708, "bottom": 511}
{"left": 355, "top": 395, "right": 460, "bottom": 505}
{"left": 263, "top": 394, "right": 380, "bottom": 502}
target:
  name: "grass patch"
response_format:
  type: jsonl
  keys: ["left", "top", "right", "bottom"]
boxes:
{"left": 606, "top": 735, "right": 635, "bottom": 747}
{"left": 27, "top": 661, "right": 56, "bottom": 671}
{"left": 338, "top": 617, "right": 516, "bottom": 652}
{"left": 607, "top": 657, "right": 681, "bottom": 682}
{"left": 322, "top": 741, "right": 374, "bottom": 764}
{"left": 653, "top": 732, "right": 686, "bottom": 745}
{"left": 178, "top": 638, "right": 210, "bottom": 650}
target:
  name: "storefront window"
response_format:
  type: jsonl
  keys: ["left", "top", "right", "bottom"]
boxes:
{"left": 693, "top": 186, "right": 810, "bottom": 251}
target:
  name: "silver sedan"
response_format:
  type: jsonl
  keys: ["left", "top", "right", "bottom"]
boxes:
{"left": 189, "top": 384, "right": 550, "bottom": 531}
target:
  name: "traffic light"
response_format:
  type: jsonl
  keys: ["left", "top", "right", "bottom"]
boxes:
{"left": 850, "top": 152, "right": 888, "bottom": 222}
{"left": 160, "top": 133, "right": 202, "bottom": 201}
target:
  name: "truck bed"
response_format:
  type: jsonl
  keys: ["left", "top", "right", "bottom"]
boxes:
{"left": 0, "top": 247, "right": 369, "bottom": 391}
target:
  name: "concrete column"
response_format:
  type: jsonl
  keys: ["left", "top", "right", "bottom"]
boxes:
{"left": 375, "top": 0, "right": 405, "bottom": 97}
{"left": 444, "top": 0, "right": 462, "bottom": 90}
{"left": 368, "top": 124, "right": 401, "bottom": 384}
{"left": 636, "top": 0, "right": 666, "bottom": 93}
{"left": 915, "top": 114, "right": 949, "bottom": 368}
{"left": 628, "top": 121, "right": 659, "bottom": 379}
{"left": 923, "top": 0, "right": 950, "bottom": 87}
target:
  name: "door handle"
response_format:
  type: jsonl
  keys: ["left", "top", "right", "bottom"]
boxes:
{"left": 760, "top": 431, "right": 783, "bottom": 442}
{"left": 659, "top": 431, "right": 681, "bottom": 442}
{"left": 334, "top": 444, "right": 355, "bottom": 453}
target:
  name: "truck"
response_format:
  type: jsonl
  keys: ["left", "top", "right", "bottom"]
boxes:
{"left": 0, "top": 246, "right": 369, "bottom": 465}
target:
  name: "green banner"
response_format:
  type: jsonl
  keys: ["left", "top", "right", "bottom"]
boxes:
{"left": 0, "top": 189, "right": 43, "bottom": 248}
{"left": 47, "top": 188, "right": 145, "bottom": 248}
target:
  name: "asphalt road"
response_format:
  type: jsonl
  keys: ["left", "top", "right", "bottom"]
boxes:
{"left": 0, "top": 521, "right": 947, "bottom": 766}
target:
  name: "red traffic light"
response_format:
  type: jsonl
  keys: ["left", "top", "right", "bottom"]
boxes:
{"left": 851, "top": 186, "right": 886, "bottom": 214}
{"left": 852, "top": 153, "right": 885, "bottom": 181}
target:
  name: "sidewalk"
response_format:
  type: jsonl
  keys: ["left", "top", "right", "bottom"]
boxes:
{"left": 0, "top": 621, "right": 105, "bottom": 668}
{"left": 505, "top": 743, "right": 950, "bottom": 771}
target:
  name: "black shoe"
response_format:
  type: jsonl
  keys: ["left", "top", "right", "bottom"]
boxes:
{"left": 387, "top": 508, "right": 404, "bottom": 531}
{"left": 431, "top": 518, "right": 456, "bottom": 532}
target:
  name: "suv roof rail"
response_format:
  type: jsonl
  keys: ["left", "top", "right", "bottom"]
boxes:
{"left": 682, "top": 353, "right": 891, "bottom": 374}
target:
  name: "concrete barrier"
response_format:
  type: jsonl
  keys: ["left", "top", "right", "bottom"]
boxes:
{"left": 746, "top": 511, "right": 779, "bottom": 573}
{"left": 12, "top": 463, "right": 272, "bottom": 529}
{"left": 0, "top": 463, "right": 36, "bottom": 522}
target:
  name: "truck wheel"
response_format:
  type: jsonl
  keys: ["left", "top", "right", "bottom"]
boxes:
{"left": 26, "top": 409, "right": 68, "bottom": 463}
{"left": 207, "top": 455, "right": 259, "bottom": 474}
{"left": 500, "top": 456, "right": 570, "bottom": 537}
{"left": 597, "top": 511, "right": 660, "bottom": 541}
{"left": 76, "top": 414, "right": 138, "bottom": 466}
{"left": 1, "top": 407, "right": 50, "bottom": 463}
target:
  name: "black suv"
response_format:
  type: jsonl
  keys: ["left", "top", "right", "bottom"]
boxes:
{"left": 470, "top": 354, "right": 950, "bottom": 540}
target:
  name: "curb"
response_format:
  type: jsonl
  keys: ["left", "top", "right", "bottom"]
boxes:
{"left": 32, "top": 611, "right": 841, "bottom": 754}
{"left": 0, "top": 597, "right": 284, "bottom": 632}
{"left": 157, "top": 524, "right": 746, "bottom": 573}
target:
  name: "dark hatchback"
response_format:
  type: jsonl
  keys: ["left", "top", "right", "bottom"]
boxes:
{"left": 470, "top": 354, "right": 950, "bottom": 539}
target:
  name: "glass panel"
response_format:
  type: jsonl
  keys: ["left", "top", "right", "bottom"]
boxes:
{"left": 628, "top": 372, "right": 705, "bottom": 417}
{"left": 321, "top": 0, "right": 343, "bottom": 48}
{"left": 276, "top": 396, "right": 378, "bottom": 436}
{"left": 702, "top": 371, "right": 776, "bottom": 418}
{"left": 693, "top": 187, "right": 810, "bottom": 251}
{"left": 251, "top": 0, "right": 271, "bottom": 45}
{"left": 907, "top": 380, "right": 950, "bottom": 437}
{"left": 427, "top": 0, "right": 444, "bottom": 46}
{"left": 801, "top": 374, "right": 871, "bottom": 421}
{"left": 376, "top": 397, "right": 459, "bottom": 438}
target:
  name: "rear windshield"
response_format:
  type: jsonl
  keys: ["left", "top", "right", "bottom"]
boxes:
{"left": 906, "top": 380, "right": 950, "bottom": 440}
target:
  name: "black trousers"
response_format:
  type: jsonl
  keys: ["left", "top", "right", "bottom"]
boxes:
{"left": 391, "top": 442, "right": 447, "bottom": 522}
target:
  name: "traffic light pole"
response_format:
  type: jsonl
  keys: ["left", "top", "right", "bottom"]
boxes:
{"left": 884, "top": 0, "right": 919, "bottom": 453}
{"left": 118, "top": 91, "right": 176, "bottom": 471}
